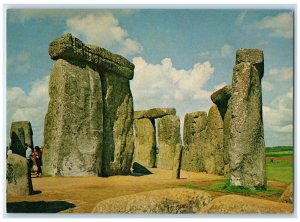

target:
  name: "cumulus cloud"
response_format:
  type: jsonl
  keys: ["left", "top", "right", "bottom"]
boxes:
{"left": 256, "top": 12, "right": 293, "bottom": 38}
{"left": 263, "top": 87, "right": 293, "bottom": 135}
{"left": 7, "top": 75, "right": 50, "bottom": 146}
{"left": 262, "top": 66, "right": 293, "bottom": 93}
{"left": 236, "top": 11, "right": 247, "bottom": 25}
{"left": 199, "top": 44, "right": 233, "bottom": 59}
{"left": 65, "top": 13, "right": 143, "bottom": 56}
{"left": 131, "top": 57, "right": 215, "bottom": 110}
{"left": 7, "top": 52, "right": 31, "bottom": 75}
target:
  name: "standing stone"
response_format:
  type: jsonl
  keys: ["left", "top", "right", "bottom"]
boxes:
{"left": 43, "top": 59, "right": 103, "bottom": 176}
{"left": 210, "top": 85, "right": 232, "bottom": 175}
{"left": 133, "top": 118, "right": 156, "bottom": 168}
{"left": 9, "top": 121, "right": 33, "bottom": 157}
{"left": 181, "top": 112, "right": 207, "bottom": 172}
{"left": 229, "top": 49, "right": 265, "bottom": 188}
{"left": 6, "top": 154, "right": 33, "bottom": 196}
{"left": 172, "top": 144, "right": 183, "bottom": 179}
{"left": 44, "top": 33, "right": 135, "bottom": 177}
{"left": 204, "top": 105, "right": 224, "bottom": 175}
{"left": 101, "top": 69, "right": 134, "bottom": 176}
{"left": 211, "top": 85, "right": 232, "bottom": 119}
{"left": 157, "top": 115, "right": 181, "bottom": 169}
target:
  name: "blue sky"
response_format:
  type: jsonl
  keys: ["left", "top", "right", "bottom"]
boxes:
{"left": 6, "top": 8, "right": 294, "bottom": 147}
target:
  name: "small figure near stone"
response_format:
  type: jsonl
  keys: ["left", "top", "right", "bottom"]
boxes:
{"left": 34, "top": 146, "right": 43, "bottom": 177}
{"left": 25, "top": 144, "right": 33, "bottom": 171}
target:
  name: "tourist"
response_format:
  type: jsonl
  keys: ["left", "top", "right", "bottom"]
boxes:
{"left": 34, "top": 146, "right": 43, "bottom": 177}
{"left": 25, "top": 143, "right": 33, "bottom": 170}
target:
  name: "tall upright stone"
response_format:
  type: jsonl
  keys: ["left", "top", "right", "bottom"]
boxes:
{"left": 181, "top": 111, "right": 207, "bottom": 172}
{"left": 157, "top": 115, "right": 181, "bottom": 169}
{"left": 229, "top": 49, "right": 265, "bottom": 188}
{"left": 44, "top": 33, "right": 135, "bottom": 176}
{"left": 172, "top": 144, "right": 183, "bottom": 179}
{"left": 9, "top": 121, "right": 33, "bottom": 157}
{"left": 210, "top": 85, "right": 232, "bottom": 175}
{"left": 133, "top": 118, "right": 156, "bottom": 168}
{"left": 44, "top": 59, "right": 103, "bottom": 176}
{"left": 204, "top": 104, "right": 224, "bottom": 175}
{"left": 101, "top": 69, "right": 134, "bottom": 176}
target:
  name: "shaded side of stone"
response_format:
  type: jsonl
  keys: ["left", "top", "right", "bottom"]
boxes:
{"left": 210, "top": 85, "right": 232, "bottom": 119}
{"left": 133, "top": 118, "right": 156, "bottom": 168}
{"left": 229, "top": 62, "right": 266, "bottom": 188}
{"left": 204, "top": 104, "right": 224, "bottom": 175}
{"left": 9, "top": 121, "right": 33, "bottom": 157}
{"left": 134, "top": 108, "right": 176, "bottom": 119}
{"left": 181, "top": 111, "right": 207, "bottom": 172}
{"left": 132, "top": 162, "right": 152, "bottom": 175}
{"left": 6, "top": 154, "right": 33, "bottom": 196}
{"left": 43, "top": 59, "right": 103, "bottom": 176}
{"left": 100, "top": 69, "right": 134, "bottom": 176}
{"left": 157, "top": 115, "right": 181, "bottom": 169}
{"left": 49, "top": 33, "right": 134, "bottom": 80}
{"left": 223, "top": 97, "right": 232, "bottom": 176}
{"left": 172, "top": 144, "right": 183, "bottom": 179}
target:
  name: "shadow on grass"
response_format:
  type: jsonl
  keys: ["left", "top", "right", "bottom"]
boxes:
{"left": 7, "top": 201, "right": 76, "bottom": 213}
{"left": 32, "top": 190, "right": 42, "bottom": 195}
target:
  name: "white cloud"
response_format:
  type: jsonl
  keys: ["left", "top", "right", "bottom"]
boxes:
{"left": 269, "top": 67, "right": 293, "bottom": 81}
{"left": 262, "top": 81, "right": 274, "bottom": 92}
{"left": 256, "top": 12, "right": 293, "bottom": 38}
{"left": 263, "top": 87, "right": 293, "bottom": 135}
{"left": 131, "top": 57, "right": 214, "bottom": 110}
{"left": 236, "top": 11, "right": 247, "bottom": 25}
{"left": 7, "top": 52, "right": 31, "bottom": 74}
{"left": 199, "top": 44, "right": 233, "bottom": 59}
{"left": 65, "top": 13, "right": 142, "bottom": 56}
{"left": 7, "top": 75, "right": 50, "bottom": 146}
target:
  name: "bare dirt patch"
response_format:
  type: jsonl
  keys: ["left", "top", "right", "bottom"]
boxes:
{"left": 6, "top": 168, "right": 222, "bottom": 213}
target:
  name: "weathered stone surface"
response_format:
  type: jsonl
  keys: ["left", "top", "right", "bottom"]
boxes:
{"left": 133, "top": 118, "right": 156, "bottom": 168}
{"left": 6, "top": 154, "right": 33, "bottom": 196}
{"left": 181, "top": 112, "right": 207, "bottom": 172}
{"left": 49, "top": 33, "right": 134, "bottom": 80}
{"left": 132, "top": 162, "right": 152, "bottom": 175}
{"left": 200, "top": 194, "right": 292, "bottom": 214}
{"left": 44, "top": 34, "right": 135, "bottom": 177}
{"left": 92, "top": 188, "right": 212, "bottom": 213}
{"left": 9, "top": 121, "right": 33, "bottom": 157}
{"left": 236, "top": 48, "right": 264, "bottom": 78}
{"left": 223, "top": 97, "right": 232, "bottom": 176}
{"left": 157, "top": 115, "right": 181, "bottom": 169}
{"left": 229, "top": 59, "right": 266, "bottom": 188}
{"left": 172, "top": 144, "right": 183, "bottom": 179}
{"left": 204, "top": 105, "right": 224, "bottom": 175}
{"left": 280, "top": 184, "right": 293, "bottom": 203}
{"left": 100, "top": 69, "right": 134, "bottom": 176}
{"left": 43, "top": 59, "right": 103, "bottom": 176}
{"left": 134, "top": 108, "right": 176, "bottom": 119}
{"left": 210, "top": 85, "right": 232, "bottom": 119}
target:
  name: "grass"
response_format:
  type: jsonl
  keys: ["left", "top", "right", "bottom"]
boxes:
{"left": 265, "top": 146, "right": 293, "bottom": 184}
{"left": 184, "top": 146, "right": 293, "bottom": 197}
{"left": 185, "top": 179, "right": 283, "bottom": 198}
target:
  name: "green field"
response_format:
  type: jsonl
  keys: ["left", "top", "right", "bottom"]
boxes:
{"left": 185, "top": 146, "right": 293, "bottom": 196}
{"left": 265, "top": 146, "right": 293, "bottom": 184}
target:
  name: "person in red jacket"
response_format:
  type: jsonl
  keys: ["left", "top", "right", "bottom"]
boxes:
{"left": 34, "top": 146, "right": 43, "bottom": 177}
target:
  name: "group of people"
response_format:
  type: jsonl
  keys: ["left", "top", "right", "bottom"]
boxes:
{"left": 25, "top": 143, "right": 43, "bottom": 177}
